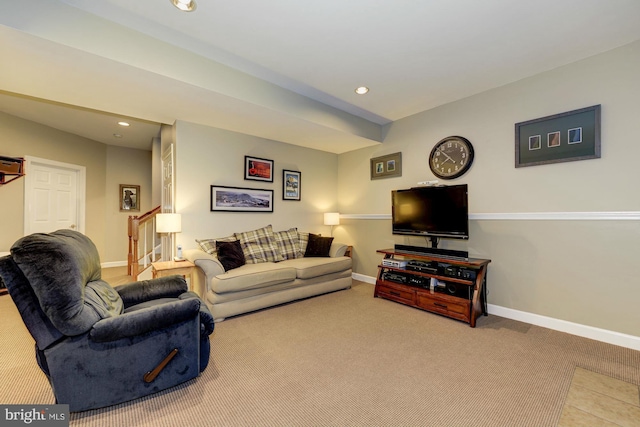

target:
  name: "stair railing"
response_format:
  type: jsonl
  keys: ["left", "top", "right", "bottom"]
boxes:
{"left": 127, "top": 206, "right": 162, "bottom": 279}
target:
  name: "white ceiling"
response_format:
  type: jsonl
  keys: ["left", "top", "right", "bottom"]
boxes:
{"left": 2, "top": 0, "right": 640, "bottom": 153}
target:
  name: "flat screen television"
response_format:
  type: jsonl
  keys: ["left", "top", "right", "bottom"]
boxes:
{"left": 391, "top": 184, "right": 469, "bottom": 243}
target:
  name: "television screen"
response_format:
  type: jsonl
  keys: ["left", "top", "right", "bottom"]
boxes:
{"left": 391, "top": 184, "right": 469, "bottom": 240}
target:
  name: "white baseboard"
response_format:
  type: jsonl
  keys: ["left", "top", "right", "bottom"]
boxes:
{"left": 101, "top": 261, "right": 127, "bottom": 268}
{"left": 352, "top": 272, "right": 376, "bottom": 284}
{"left": 352, "top": 273, "right": 640, "bottom": 351}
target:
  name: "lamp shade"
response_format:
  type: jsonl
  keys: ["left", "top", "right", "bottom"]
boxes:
{"left": 323, "top": 212, "right": 340, "bottom": 226}
{"left": 156, "top": 213, "right": 182, "bottom": 233}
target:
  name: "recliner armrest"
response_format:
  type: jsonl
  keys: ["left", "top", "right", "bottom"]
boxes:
{"left": 115, "top": 276, "right": 188, "bottom": 307}
{"left": 89, "top": 298, "right": 200, "bottom": 342}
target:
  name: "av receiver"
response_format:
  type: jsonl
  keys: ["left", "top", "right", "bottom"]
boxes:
{"left": 381, "top": 272, "right": 408, "bottom": 284}
{"left": 406, "top": 260, "right": 438, "bottom": 274}
{"left": 440, "top": 264, "right": 477, "bottom": 281}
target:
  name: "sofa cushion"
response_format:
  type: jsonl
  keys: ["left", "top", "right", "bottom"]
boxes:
{"left": 196, "top": 236, "right": 236, "bottom": 256}
{"left": 297, "top": 232, "right": 310, "bottom": 258}
{"left": 216, "top": 240, "right": 246, "bottom": 271}
{"left": 304, "top": 234, "right": 334, "bottom": 257}
{"left": 235, "top": 225, "right": 284, "bottom": 264}
{"left": 278, "top": 257, "right": 352, "bottom": 280}
{"left": 211, "top": 263, "right": 296, "bottom": 293}
{"left": 273, "top": 228, "right": 300, "bottom": 260}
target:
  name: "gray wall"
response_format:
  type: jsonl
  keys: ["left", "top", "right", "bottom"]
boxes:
{"left": 336, "top": 40, "right": 640, "bottom": 338}
{"left": 174, "top": 121, "right": 339, "bottom": 251}
{"left": 0, "top": 112, "right": 152, "bottom": 263}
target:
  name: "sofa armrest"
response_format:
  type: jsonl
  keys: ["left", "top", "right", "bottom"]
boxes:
{"left": 330, "top": 242, "right": 349, "bottom": 257}
{"left": 184, "top": 249, "right": 225, "bottom": 294}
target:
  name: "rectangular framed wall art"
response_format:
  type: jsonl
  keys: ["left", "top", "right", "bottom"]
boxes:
{"left": 244, "top": 156, "right": 274, "bottom": 182}
{"left": 515, "top": 105, "right": 601, "bottom": 168}
{"left": 210, "top": 185, "right": 274, "bottom": 212}
{"left": 119, "top": 184, "right": 140, "bottom": 212}
{"left": 370, "top": 152, "right": 402, "bottom": 180}
{"left": 282, "top": 170, "right": 301, "bottom": 201}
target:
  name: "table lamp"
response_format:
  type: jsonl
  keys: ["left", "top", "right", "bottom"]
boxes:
{"left": 156, "top": 213, "right": 182, "bottom": 260}
{"left": 323, "top": 212, "right": 340, "bottom": 237}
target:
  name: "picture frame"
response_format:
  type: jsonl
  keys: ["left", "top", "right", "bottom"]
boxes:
{"left": 370, "top": 152, "right": 402, "bottom": 180}
{"left": 244, "top": 156, "right": 274, "bottom": 182}
{"left": 119, "top": 184, "right": 140, "bottom": 212}
{"left": 210, "top": 185, "right": 274, "bottom": 212}
{"left": 282, "top": 170, "right": 301, "bottom": 201}
{"left": 515, "top": 105, "right": 601, "bottom": 168}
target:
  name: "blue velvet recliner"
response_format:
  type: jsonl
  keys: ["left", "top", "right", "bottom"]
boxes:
{"left": 0, "top": 229, "right": 214, "bottom": 412}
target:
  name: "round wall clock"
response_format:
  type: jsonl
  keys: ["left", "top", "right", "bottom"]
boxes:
{"left": 429, "top": 136, "right": 475, "bottom": 179}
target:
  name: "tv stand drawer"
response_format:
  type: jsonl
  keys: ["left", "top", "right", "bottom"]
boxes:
{"left": 416, "top": 291, "right": 470, "bottom": 323}
{"left": 375, "top": 282, "right": 415, "bottom": 305}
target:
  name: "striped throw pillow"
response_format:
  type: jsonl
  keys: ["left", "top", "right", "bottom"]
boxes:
{"left": 273, "top": 228, "right": 300, "bottom": 260}
{"left": 235, "top": 225, "right": 284, "bottom": 264}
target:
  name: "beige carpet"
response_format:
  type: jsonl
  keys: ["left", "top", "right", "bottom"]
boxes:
{"left": 1, "top": 282, "right": 640, "bottom": 427}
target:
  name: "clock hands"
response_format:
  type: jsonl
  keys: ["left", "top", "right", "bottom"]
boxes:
{"left": 439, "top": 150, "right": 455, "bottom": 164}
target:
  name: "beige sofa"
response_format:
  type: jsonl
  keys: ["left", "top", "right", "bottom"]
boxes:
{"left": 184, "top": 226, "right": 352, "bottom": 321}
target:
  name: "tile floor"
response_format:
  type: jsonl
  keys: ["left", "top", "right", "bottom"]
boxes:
{"left": 558, "top": 367, "right": 640, "bottom": 427}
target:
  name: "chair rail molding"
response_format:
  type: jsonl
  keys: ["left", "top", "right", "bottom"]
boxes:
{"left": 340, "top": 212, "right": 640, "bottom": 221}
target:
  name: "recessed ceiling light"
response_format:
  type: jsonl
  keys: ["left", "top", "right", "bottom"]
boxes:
{"left": 118, "top": 121, "right": 130, "bottom": 127}
{"left": 113, "top": 133, "right": 123, "bottom": 138}
{"left": 355, "top": 86, "right": 369, "bottom": 95}
{"left": 171, "top": 0, "right": 197, "bottom": 12}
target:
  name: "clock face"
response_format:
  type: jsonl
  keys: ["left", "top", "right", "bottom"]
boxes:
{"left": 429, "top": 136, "right": 474, "bottom": 179}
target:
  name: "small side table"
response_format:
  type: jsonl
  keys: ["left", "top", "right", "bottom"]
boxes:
{"left": 344, "top": 245, "right": 353, "bottom": 258}
{"left": 151, "top": 260, "right": 196, "bottom": 290}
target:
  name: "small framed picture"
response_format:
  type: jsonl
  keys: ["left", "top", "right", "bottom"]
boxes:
{"left": 515, "top": 105, "right": 600, "bottom": 167}
{"left": 119, "top": 184, "right": 140, "bottom": 212}
{"left": 245, "top": 156, "right": 274, "bottom": 182}
{"left": 529, "top": 135, "right": 541, "bottom": 150}
{"left": 283, "top": 170, "right": 301, "bottom": 201}
{"left": 370, "top": 152, "right": 402, "bottom": 180}
{"left": 547, "top": 131, "right": 561, "bottom": 148}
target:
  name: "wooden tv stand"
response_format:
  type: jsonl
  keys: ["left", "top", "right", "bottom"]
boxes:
{"left": 374, "top": 249, "right": 491, "bottom": 327}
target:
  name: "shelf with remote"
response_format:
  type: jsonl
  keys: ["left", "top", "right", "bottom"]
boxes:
{"left": 374, "top": 246, "right": 491, "bottom": 327}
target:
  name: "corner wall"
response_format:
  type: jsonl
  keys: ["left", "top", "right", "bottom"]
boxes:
{"left": 336, "top": 41, "right": 640, "bottom": 341}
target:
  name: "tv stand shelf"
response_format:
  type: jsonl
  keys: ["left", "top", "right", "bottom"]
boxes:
{"left": 374, "top": 249, "right": 491, "bottom": 327}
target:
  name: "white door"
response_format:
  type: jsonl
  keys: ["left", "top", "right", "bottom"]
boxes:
{"left": 24, "top": 156, "right": 86, "bottom": 235}
{"left": 160, "top": 145, "right": 175, "bottom": 259}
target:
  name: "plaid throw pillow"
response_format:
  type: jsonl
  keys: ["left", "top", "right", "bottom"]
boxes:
{"left": 273, "top": 228, "right": 300, "bottom": 260}
{"left": 196, "top": 236, "right": 237, "bottom": 256}
{"left": 297, "top": 232, "right": 310, "bottom": 259}
{"left": 235, "top": 225, "right": 284, "bottom": 264}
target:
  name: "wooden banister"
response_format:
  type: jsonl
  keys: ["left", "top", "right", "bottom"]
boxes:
{"left": 127, "top": 206, "right": 162, "bottom": 278}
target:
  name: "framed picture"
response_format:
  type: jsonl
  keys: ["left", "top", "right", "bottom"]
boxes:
{"left": 119, "top": 184, "right": 140, "bottom": 212}
{"left": 515, "top": 105, "right": 601, "bottom": 168}
{"left": 370, "top": 152, "right": 402, "bottom": 180}
{"left": 244, "top": 156, "right": 274, "bottom": 182}
{"left": 210, "top": 185, "right": 274, "bottom": 212}
{"left": 283, "top": 170, "right": 301, "bottom": 201}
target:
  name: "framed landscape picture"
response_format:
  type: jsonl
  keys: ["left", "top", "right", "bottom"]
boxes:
{"left": 244, "top": 156, "right": 274, "bottom": 182}
{"left": 210, "top": 185, "right": 274, "bottom": 212}
{"left": 282, "top": 170, "right": 301, "bottom": 201}
{"left": 515, "top": 105, "right": 601, "bottom": 168}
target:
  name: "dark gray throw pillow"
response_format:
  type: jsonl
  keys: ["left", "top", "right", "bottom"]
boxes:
{"left": 304, "top": 234, "right": 334, "bottom": 257}
{"left": 216, "top": 240, "right": 246, "bottom": 271}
